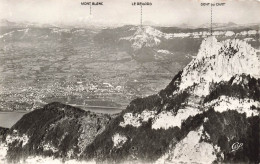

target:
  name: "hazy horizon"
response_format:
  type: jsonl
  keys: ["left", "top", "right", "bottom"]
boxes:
{"left": 0, "top": 0, "right": 260, "bottom": 27}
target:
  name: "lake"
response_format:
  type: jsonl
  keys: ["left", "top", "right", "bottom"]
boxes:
{"left": 0, "top": 111, "right": 28, "bottom": 128}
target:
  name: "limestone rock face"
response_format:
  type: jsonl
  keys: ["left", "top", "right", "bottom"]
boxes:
{"left": 2, "top": 37, "right": 260, "bottom": 164}
{"left": 180, "top": 37, "right": 260, "bottom": 96}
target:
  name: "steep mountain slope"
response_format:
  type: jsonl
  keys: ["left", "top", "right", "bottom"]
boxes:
{"left": 2, "top": 36, "right": 260, "bottom": 163}
{"left": 180, "top": 37, "right": 260, "bottom": 96}
{"left": 80, "top": 37, "right": 260, "bottom": 163}
{"left": 119, "top": 26, "right": 163, "bottom": 51}
{"left": 94, "top": 25, "right": 203, "bottom": 62}
{"left": 4, "top": 102, "right": 111, "bottom": 163}
{"left": 0, "top": 127, "right": 8, "bottom": 141}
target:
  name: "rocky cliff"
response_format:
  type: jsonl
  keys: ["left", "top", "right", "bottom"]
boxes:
{"left": 2, "top": 37, "right": 260, "bottom": 163}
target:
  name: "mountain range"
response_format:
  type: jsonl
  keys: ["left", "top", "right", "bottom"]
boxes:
{"left": 1, "top": 19, "right": 259, "bottom": 30}
{"left": 0, "top": 33, "right": 259, "bottom": 163}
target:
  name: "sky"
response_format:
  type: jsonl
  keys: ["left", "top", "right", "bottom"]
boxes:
{"left": 0, "top": 0, "right": 260, "bottom": 27}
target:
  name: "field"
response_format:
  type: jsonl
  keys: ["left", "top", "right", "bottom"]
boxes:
{"left": 0, "top": 25, "right": 259, "bottom": 111}
{"left": 0, "top": 27, "right": 184, "bottom": 111}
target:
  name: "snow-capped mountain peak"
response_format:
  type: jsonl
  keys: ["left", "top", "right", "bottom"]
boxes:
{"left": 120, "top": 26, "right": 163, "bottom": 50}
{"left": 141, "top": 26, "right": 164, "bottom": 37}
{"left": 179, "top": 36, "right": 260, "bottom": 96}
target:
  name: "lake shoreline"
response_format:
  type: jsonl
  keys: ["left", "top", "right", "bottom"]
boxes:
{"left": 0, "top": 105, "right": 123, "bottom": 128}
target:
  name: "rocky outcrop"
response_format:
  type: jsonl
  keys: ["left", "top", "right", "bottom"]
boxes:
{"left": 180, "top": 36, "right": 260, "bottom": 96}
{"left": 2, "top": 37, "right": 260, "bottom": 164}
{"left": 79, "top": 37, "right": 260, "bottom": 163}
